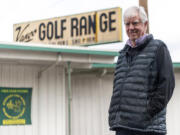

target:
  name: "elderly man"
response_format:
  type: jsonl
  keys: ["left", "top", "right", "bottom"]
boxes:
{"left": 108, "top": 6, "right": 175, "bottom": 135}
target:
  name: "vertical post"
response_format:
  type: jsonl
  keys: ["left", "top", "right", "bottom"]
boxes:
{"left": 139, "top": 0, "right": 149, "bottom": 33}
{"left": 67, "top": 62, "right": 72, "bottom": 135}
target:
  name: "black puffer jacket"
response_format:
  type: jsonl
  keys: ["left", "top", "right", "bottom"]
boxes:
{"left": 108, "top": 35, "right": 175, "bottom": 134}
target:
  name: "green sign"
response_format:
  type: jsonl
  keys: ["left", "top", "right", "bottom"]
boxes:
{"left": 0, "top": 87, "right": 32, "bottom": 125}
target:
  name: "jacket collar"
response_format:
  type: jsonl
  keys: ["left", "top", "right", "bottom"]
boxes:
{"left": 126, "top": 34, "right": 149, "bottom": 48}
{"left": 120, "top": 34, "right": 154, "bottom": 53}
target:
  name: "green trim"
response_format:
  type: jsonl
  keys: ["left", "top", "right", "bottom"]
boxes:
{"left": 92, "top": 63, "right": 180, "bottom": 68}
{"left": 92, "top": 63, "right": 116, "bottom": 68}
{"left": 173, "top": 63, "right": 180, "bottom": 68}
{"left": 0, "top": 43, "right": 119, "bottom": 56}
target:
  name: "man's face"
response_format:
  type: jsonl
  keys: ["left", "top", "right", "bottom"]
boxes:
{"left": 124, "top": 14, "right": 147, "bottom": 42}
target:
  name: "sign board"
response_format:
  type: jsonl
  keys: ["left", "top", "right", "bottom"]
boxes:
{"left": 0, "top": 87, "right": 32, "bottom": 125}
{"left": 13, "top": 7, "right": 122, "bottom": 46}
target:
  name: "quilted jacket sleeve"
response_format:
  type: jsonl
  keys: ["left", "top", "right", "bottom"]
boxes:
{"left": 148, "top": 42, "right": 175, "bottom": 117}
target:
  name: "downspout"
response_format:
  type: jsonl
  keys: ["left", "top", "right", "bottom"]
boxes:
{"left": 38, "top": 53, "right": 62, "bottom": 78}
{"left": 67, "top": 62, "right": 72, "bottom": 135}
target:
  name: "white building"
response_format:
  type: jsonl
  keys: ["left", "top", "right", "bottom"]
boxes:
{"left": 0, "top": 42, "right": 179, "bottom": 135}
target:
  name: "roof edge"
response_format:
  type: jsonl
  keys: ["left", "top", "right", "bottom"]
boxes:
{"left": 92, "top": 63, "right": 180, "bottom": 68}
{"left": 0, "top": 42, "right": 119, "bottom": 56}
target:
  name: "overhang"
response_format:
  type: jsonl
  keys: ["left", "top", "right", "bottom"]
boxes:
{"left": 0, "top": 42, "right": 118, "bottom": 69}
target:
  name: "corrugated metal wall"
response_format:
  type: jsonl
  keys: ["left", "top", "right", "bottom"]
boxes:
{"left": 71, "top": 70, "right": 180, "bottom": 135}
{"left": 71, "top": 74, "right": 115, "bottom": 135}
{"left": 0, "top": 63, "right": 179, "bottom": 135}
{"left": 167, "top": 69, "right": 180, "bottom": 135}
{"left": 0, "top": 64, "right": 66, "bottom": 135}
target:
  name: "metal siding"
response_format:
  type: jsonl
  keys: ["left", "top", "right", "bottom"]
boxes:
{"left": 38, "top": 66, "right": 66, "bottom": 135}
{"left": 99, "top": 76, "right": 115, "bottom": 135}
{"left": 167, "top": 70, "right": 180, "bottom": 135}
{"left": 0, "top": 64, "right": 66, "bottom": 135}
{"left": 0, "top": 63, "right": 179, "bottom": 135}
{"left": 71, "top": 71, "right": 180, "bottom": 135}
{"left": 71, "top": 74, "right": 115, "bottom": 135}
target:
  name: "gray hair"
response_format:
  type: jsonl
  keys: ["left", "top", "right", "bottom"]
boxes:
{"left": 123, "top": 6, "right": 148, "bottom": 23}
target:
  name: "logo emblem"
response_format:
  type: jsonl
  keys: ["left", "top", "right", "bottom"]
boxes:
{"left": 3, "top": 94, "right": 26, "bottom": 119}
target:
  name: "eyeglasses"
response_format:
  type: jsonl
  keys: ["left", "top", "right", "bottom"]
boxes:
{"left": 124, "top": 21, "right": 142, "bottom": 27}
